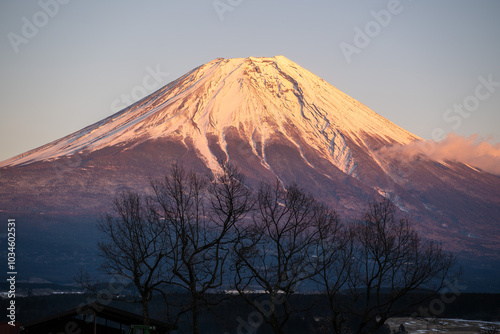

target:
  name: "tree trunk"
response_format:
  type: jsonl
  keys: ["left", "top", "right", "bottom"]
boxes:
{"left": 142, "top": 298, "right": 150, "bottom": 327}
{"left": 192, "top": 293, "right": 200, "bottom": 334}
{"left": 270, "top": 314, "right": 285, "bottom": 334}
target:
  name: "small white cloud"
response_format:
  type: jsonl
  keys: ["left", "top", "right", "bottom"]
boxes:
{"left": 377, "top": 133, "right": 500, "bottom": 176}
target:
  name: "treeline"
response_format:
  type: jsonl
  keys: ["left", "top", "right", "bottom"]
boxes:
{"left": 79, "top": 163, "right": 458, "bottom": 334}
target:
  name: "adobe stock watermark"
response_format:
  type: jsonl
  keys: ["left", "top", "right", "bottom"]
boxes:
{"left": 411, "top": 279, "right": 467, "bottom": 319}
{"left": 225, "top": 264, "right": 312, "bottom": 334}
{"left": 432, "top": 74, "right": 500, "bottom": 141}
{"left": 376, "top": 73, "right": 499, "bottom": 182}
{"left": 231, "top": 294, "right": 287, "bottom": 334}
{"left": 213, "top": 0, "right": 245, "bottom": 21}
{"left": 7, "top": 0, "right": 71, "bottom": 54}
{"left": 49, "top": 65, "right": 169, "bottom": 180}
{"left": 340, "top": 0, "right": 410, "bottom": 64}
{"left": 110, "top": 64, "right": 170, "bottom": 113}
{"left": 52, "top": 153, "right": 83, "bottom": 180}
{"left": 410, "top": 73, "right": 499, "bottom": 168}
{"left": 56, "top": 274, "right": 132, "bottom": 334}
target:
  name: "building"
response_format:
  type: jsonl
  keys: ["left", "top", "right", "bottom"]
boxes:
{"left": 20, "top": 302, "right": 175, "bottom": 334}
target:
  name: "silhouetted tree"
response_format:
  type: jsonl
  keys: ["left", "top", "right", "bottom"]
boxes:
{"left": 152, "top": 163, "right": 253, "bottom": 334}
{"left": 311, "top": 214, "right": 354, "bottom": 334}
{"left": 233, "top": 181, "right": 337, "bottom": 334}
{"left": 92, "top": 169, "right": 458, "bottom": 334}
{"left": 317, "top": 198, "right": 457, "bottom": 334}
{"left": 97, "top": 191, "right": 167, "bottom": 326}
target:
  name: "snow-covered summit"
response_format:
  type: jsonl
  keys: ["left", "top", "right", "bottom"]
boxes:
{"left": 2, "top": 57, "right": 500, "bottom": 260}
{"left": 0, "top": 56, "right": 419, "bottom": 174}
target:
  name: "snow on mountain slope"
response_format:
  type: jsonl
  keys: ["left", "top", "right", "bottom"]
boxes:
{"left": 1, "top": 56, "right": 499, "bottom": 260}
{"left": 0, "top": 56, "right": 419, "bottom": 177}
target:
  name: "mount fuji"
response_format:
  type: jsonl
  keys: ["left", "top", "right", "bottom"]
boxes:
{"left": 1, "top": 56, "right": 499, "bottom": 262}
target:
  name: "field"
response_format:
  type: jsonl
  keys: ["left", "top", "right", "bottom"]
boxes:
{"left": 386, "top": 317, "right": 500, "bottom": 334}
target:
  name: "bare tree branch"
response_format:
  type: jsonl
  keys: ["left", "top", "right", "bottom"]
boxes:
{"left": 96, "top": 191, "right": 168, "bottom": 326}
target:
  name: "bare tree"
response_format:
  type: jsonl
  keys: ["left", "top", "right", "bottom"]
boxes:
{"left": 311, "top": 215, "right": 354, "bottom": 334}
{"left": 97, "top": 191, "right": 167, "bottom": 326}
{"left": 92, "top": 170, "right": 457, "bottom": 334}
{"left": 152, "top": 163, "right": 252, "bottom": 334}
{"left": 318, "top": 198, "right": 457, "bottom": 334}
{"left": 233, "top": 181, "right": 334, "bottom": 334}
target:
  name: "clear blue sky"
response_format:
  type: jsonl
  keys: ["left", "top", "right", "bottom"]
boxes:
{"left": 1, "top": 0, "right": 499, "bottom": 161}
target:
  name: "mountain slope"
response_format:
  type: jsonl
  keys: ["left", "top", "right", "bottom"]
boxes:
{"left": 1, "top": 56, "right": 417, "bottom": 174}
{"left": 0, "top": 56, "right": 499, "bottom": 258}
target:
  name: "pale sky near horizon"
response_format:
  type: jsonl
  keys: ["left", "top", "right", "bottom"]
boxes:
{"left": 1, "top": 0, "right": 499, "bottom": 162}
